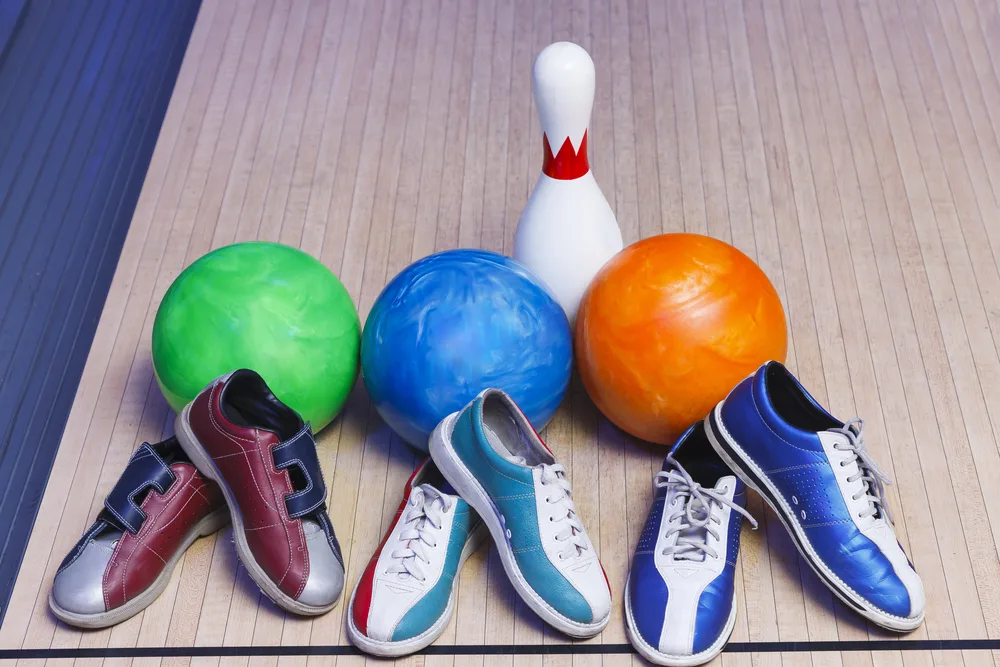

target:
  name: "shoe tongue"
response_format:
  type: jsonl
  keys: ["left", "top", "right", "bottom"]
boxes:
{"left": 303, "top": 517, "right": 320, "bottom": 533}
{"left": 414, "top": 483, "right": 455, "bottom": 503}
{"left": 95, "top": 531, "right": 121, "bottom": 548}
{"left": 673, "top": 458, "right": 730, "bottom": 488}
{"left": 672, "top": 508, "right": 710, "bottom": 563}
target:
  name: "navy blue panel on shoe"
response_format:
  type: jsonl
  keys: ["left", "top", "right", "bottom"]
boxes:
{"left": 104, "top": 443, "right": 176, "bottom": 534}
{"left": 272, "top": 424, "right": 328, "bottom": 519}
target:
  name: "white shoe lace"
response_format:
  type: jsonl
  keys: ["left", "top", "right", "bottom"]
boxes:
{"left": 656, "top": 457, "right": 757, "bottom": 561}
{"left": 386, "top": 484, "right": 452, "bottom": 582}
{"left": 539, "top": 463, "right": 589, "bottom": 562}
{"left": 828, "top": 419, "right": 893, "bottom": 522}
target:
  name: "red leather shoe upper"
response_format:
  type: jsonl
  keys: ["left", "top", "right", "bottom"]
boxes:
{"left": 104, "top": 461, "right": 223, "bottom": 609}
{"left": 187, "top": 378, "right": 312, "bottom": 601}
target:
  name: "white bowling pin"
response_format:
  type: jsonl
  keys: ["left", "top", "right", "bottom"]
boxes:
{"left": 513, "top": 41, "right": 623, "bottom": 324}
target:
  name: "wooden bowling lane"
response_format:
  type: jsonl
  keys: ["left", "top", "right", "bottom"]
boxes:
{"left": 3, "top": 0, "right": 1000, "bottom": 666}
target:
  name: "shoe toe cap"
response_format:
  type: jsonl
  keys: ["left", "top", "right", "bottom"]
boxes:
{"left": 582, "top": 569, "right": 612, "bottom": 623}
{"left": 52, "top": 536, "right": 117, "bottom": 615}
{"left": 854, "top": 526, "right": 925, "bottom": 621}
{"left": 297, "top": 520, "right": 345, "bottom": 608}
{"left": 868, "top": 567, "right": 924, "bottom": 621}
{"left": 628, "top": 569, "right": 669, "bottom": 650}
{"left": 690, "top": 576, "right": 734, "bottom": 655}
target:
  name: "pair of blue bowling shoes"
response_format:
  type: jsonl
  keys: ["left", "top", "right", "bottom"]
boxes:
{"left": 627, "top": 362, "right": 925, "bottom": 666}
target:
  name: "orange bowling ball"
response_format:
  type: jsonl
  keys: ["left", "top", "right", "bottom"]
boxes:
{"left": 576, "top": 233, "right": 787, "bottom": 445}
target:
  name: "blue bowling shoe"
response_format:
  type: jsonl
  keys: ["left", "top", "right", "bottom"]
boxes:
{"left": 626, "top": 423, "right": 757, "bottom": 666}
{"left": 705, "top": 361, "right": 924, "bottom": 631}
{"left": 429, "top": 389, "right": 612, "bottom": 637}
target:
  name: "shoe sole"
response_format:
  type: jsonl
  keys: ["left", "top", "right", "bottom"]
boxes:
{"left": 346, "top": 520, "right": 489, "bottom": 657}
{"left": 175, "top": 405, "right": 341, "bottom": 616}
{"left": 704, "top": 403, "right": 924, "bottom": 632}
{"left": 623, "top": 576, "right": 736, "bottom": 667}
{"left": 429, "top": 413, "right": 610, "bottom": 638}
{"left": 49, "top": 508, "right": 229, "bottom": 629}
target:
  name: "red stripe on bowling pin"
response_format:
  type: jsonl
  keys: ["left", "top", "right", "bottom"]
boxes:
{"left": 542, "top": 131, "right": 589, "bottom": 180}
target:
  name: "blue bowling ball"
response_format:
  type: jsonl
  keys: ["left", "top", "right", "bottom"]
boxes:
{"left": 361, "top": 249, "right": 573, "bottom": 451}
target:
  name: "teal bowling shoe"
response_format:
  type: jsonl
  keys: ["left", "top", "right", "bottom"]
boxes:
{"left": 347, "top": 459, "right": 488, "bottom": 657}
{"left": 429, "top": 389, "right": 612, "bottom": 637}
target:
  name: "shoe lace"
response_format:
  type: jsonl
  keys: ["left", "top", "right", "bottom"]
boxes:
{"left": 828, "top": 419, "right": 892, "bottom": 522}
{"left": 539, "top": 463, "right": 589, "bottom": 562}
{"left": 656, "top": 457, "right": 757, "bottom": 561}
{"left": 386, "top": 485, "right": 451, "bottom": 582}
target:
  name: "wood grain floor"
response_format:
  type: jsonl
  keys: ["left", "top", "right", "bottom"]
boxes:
{"left": 4, "top": 0, "right": 1000, "bottom": 665}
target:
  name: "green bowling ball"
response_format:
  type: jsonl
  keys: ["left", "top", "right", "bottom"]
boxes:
{"left": 152, "top": 242, "right": 360, "bottom": 432}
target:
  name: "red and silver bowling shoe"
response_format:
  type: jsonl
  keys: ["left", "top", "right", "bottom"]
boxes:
{"left": 50, "top": 437, "right": 228, "bottom": 628}
{"left": 175, "top": 369, "right": 345, "bottom": 615}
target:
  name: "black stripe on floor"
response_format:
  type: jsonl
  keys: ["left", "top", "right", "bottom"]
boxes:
{"left": 0, "top": 640, "right": 997, "bottom": 659}
{"left": 0, "top": 0, "right": 202, "bottom": 622}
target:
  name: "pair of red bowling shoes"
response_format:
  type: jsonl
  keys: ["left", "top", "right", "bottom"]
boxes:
{"left": 51, "top": 370, "right": 344, "bottom": 628}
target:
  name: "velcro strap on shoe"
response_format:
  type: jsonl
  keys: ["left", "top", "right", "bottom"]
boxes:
{"left": 271, "top": 424, "right": 327, "bottom": 519}
{"left": 104, "top": 443, "right": 176, "bottom": 534}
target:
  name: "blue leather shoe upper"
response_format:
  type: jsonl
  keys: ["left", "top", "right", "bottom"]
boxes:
{"left": 692, "top": 485, "right": 744, "bottom": 654}
{"left": 628, "top": 470, "right": 671, "bottom": 646}
{"left": 627, "top": 424, "right": 749, "bottom": 657}
{"left": 716, "top": 362, "right": 913, "bottom": 619}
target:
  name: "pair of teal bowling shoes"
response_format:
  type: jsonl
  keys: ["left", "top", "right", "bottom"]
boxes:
{"left": 348, "top": 389, "right": 611, "bottom": 656}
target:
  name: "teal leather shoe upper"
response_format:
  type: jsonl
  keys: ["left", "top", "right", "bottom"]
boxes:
{"left": 448, "top": 397, "right": 593, "bottom": 624}
{"left": 392, "top": 501, "right": 476, "bottom": 640}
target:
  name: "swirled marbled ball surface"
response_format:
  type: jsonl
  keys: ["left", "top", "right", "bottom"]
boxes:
{"left": 362, "top": 249, "right": 572, "bottom": 451}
